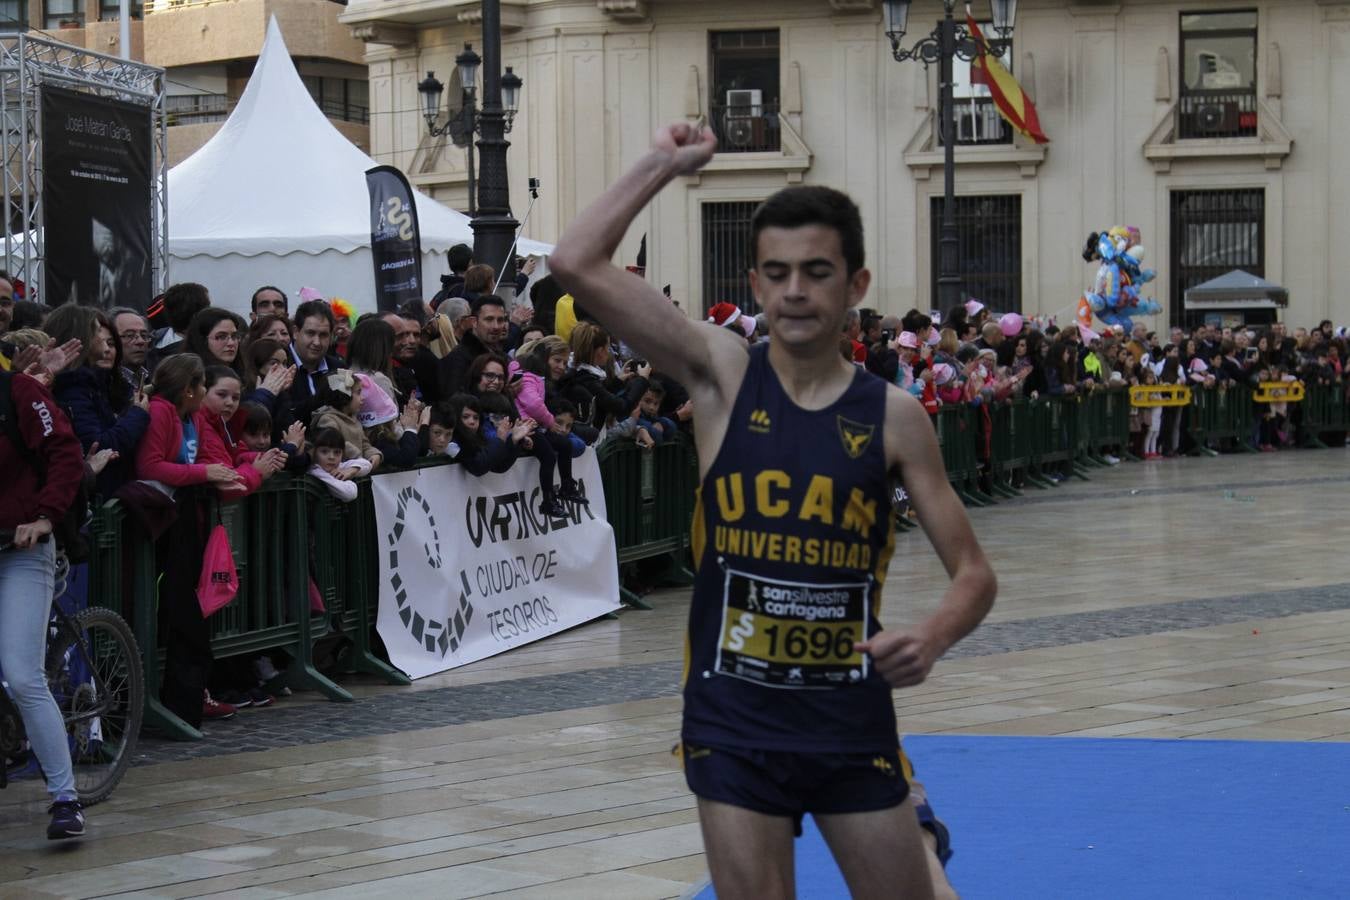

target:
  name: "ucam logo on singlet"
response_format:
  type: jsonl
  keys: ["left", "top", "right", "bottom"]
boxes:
{"left": 371, "top": 450, "right": 621, "bottom": 679}
{"left": 709, "top": 469, "right": 879, "bottom": 570}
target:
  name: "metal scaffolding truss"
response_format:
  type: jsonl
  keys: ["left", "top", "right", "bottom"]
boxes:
{"left": 0, "top": 33, "right": 167, "bottom": 304}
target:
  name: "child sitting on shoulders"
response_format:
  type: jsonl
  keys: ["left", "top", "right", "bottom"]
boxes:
{"left": 307, "top": 427, "right": 371, "bottom": 502}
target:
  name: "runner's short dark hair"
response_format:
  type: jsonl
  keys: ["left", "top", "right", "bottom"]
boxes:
{"left": 751, "top": 186, "right": 865, "bottom": 276}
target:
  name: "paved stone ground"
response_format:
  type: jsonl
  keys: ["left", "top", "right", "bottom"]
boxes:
{"left": 131, "top": 579, "right": 1350, "bottom": 764}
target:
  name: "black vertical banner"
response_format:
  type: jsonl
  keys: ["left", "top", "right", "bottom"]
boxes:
{"left": 41, "top": 86, "right": 154, "bottom": 311}
{"left": 365, "top": 165, "right": 424, "bottom": 312}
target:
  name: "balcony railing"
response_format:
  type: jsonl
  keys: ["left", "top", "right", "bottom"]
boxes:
{"left": 165, "top": 92, "right": 368, "bottom": 126}
{"left": 165, "top": 93, "right": 231, "bottom": 126}
{"left": 1176, "top": 90, "right": 1258, "bottom": 140}
{"left": 938, "top": 98, "right": 1012, "bottom": 147}
{"left": 709, "top": 102, "right": 781, "bottom": 153}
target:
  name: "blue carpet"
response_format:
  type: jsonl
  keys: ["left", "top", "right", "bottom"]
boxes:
{"left": 694, "top": 735, "right": 1350, "bottom": 899}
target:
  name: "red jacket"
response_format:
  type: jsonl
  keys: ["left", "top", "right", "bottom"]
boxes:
{"left": 0, "top": 373, "right": 85, "bottom": 530}
{"left": 193, "top": 408, "right": 263, "bottom": 495}
{"left": 135, "top": 395, "right": 209, "bottom": 489}
{"left": 920, "top": 380, "right": 940, "bottom": 415}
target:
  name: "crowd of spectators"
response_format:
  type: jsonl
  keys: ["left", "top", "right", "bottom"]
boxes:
{"left": 852, "top": 301, "right": 1348, "bottom": 479}
{"left": 0, "top": 245, "right": 699, "bottom": 730}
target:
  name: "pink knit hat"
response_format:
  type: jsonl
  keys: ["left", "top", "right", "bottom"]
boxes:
{"left": 931, "top": 363, "right": 956, "bottom": 385}
{"left": 355, "top": 374, "right": 398, "bottom": 427}
{"left": 897, "top": 331, "right": 919, "bottom": 349}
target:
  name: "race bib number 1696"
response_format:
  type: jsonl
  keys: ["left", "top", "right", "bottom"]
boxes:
{"left": 714, "top": 569, "right": 870, "bottom": 689}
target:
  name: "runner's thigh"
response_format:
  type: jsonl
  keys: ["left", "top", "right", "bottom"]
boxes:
{"left": 697, "top": 797, "right": 796, "bottom": 900}
{"left": 815, "top": 797, "right": 936, "bottom": 900}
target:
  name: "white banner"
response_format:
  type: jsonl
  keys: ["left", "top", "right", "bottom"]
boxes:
{"left": 371, "top": 449, "right": 621, "bottom": 679}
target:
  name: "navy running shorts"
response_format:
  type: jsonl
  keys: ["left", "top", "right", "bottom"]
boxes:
{"left": 681, "top": 741, "right": 910, "bottom": 836}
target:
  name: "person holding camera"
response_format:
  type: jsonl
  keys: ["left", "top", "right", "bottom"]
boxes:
{"left": 0, "top": 368, "right": 89, "bottom": 840}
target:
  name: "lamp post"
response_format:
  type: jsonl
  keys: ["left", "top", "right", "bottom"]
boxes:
{"left": 883, "top": 0, "right": 1016, "bottom": 311}
{"left": 417, "top": 0, "right": 524, "bottom": 296}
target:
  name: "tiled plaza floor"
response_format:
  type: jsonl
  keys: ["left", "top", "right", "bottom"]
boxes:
{"left": 2, "top": 449, "right": 1348, "bottom": 898}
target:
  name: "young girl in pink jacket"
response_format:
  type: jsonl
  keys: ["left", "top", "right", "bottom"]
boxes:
{"left": 509, "top": 336, "right": 588, "bottom": 518}
{"left": 134, "top": 354, "right": 251, "bottom": 727}
{"left": 192, "top": 366, "right": 287, "bottom": 497}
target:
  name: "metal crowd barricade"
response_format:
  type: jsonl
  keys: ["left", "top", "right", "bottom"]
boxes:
{"left": 1097, "top": 387, "right": 1135, "bottom": 461}
{"left": 89, "top": 498, "right": 203, "bottom": 741}
{"left": 932, "top": 405, "right": 992, "bottom": 506}
{"left": 597, "top": 436, "right": 700, "bottom": 607}
{"left": 1299, "top": 381, "right": 1349, "bottom": 448}
{"left": 1026, "top": 395, "right": 1084, "bottom": 485}
{"left": 308, "top": 478, "right": 412, "bottom": 687}
{"left": 1187, "top": 384, "right": 1255, "bottom": 456}
{"left": 205, "top": 481, "right": 353, "bottom": 702}
{"left": 1076, "top": 391, "right": 1107, "bottom": 467}
{"left": 988, "top": 397, "right": 1032, "bottom": 498}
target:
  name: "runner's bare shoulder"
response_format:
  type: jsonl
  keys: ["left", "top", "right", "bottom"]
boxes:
{"left": 881, "top": 382, "right": 938, "bottom": 475}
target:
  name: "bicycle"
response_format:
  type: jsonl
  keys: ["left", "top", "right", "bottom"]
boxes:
{"left": 1, "top": 548, "right": 144, "bottom": 806}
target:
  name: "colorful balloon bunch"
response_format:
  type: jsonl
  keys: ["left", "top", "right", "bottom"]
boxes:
{"left": 1081, "top": 226, "right": 1162, "bottom": 331}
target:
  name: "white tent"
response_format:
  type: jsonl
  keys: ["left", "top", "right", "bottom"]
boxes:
{"left": 167, "top": 17, "right": 548, "bottom": 317}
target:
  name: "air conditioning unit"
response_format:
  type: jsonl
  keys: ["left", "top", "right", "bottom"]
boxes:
{"left": 1193, "top": 102, "right": 1239, "bottom": 134}
{"left": 726, "top": 89, "right": 763, "bottom": 118}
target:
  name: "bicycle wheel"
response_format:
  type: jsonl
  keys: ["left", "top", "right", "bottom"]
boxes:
{"left": 45, "top": 606, "right": 144, "bottom": 805}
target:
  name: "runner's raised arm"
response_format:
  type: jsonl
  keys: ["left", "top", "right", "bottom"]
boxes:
{"left": 548, "top": 123, "right": 741, "bottom": 387}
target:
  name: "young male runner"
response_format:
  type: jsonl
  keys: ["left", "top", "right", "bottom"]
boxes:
{"left": 550, "top": 122, "right": 997, "bottom": 900}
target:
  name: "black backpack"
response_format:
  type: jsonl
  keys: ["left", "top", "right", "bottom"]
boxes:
{"left": 0, "top": 370, "right": 91, "bottom": 563}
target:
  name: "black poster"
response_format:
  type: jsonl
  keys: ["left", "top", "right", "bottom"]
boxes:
{"left": 365, "top": 165, "right": 424, "bottom": 312}
{"left": 41, "top": 86, "right": 154, "bottom": 311}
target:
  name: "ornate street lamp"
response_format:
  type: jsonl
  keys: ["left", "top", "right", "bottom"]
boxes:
{"left": 883, "top": 0, "right": 1016, "bottom": 310}
{"left": 417, "top": 25, "right": 522, "bottom": 250}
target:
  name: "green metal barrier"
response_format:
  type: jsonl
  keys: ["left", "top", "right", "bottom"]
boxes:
{"left": 989, "top": 398, "right": 1032, "bottom": 498}
{"left": 1187, "top": 384, "right": 1255, "bottom": 456}
{"left": 597, "top": 437, "right": 699, "bottom": 607}
{"left": 932, "top": 405, "right": 992, "bottom": 506}
{"left": 205, "top": 481, "right": 352, "bottom": 702}
{"left": 308, "top": 479, "right": 411, "bottom": 686}
{"left": 1075, "top": 391, "right": 1106, "bottom": 467}
{"left": 1026, "top": 395, "right": 1083, "bottom": 486}
{"left": 90, "top": 500, "right": 203, "bottom": 741}
{"left": 1300, "top": 381, "right": 1349, "bottom": 449}
{"left": 1076, "top": 388, "right": 1135, "bottom": 464}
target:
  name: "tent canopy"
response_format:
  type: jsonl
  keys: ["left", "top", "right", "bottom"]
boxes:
{"left": 167, "top": 17, "right": 548, "bottom": 262}
{"left": 1183, "top": 270, "right": 1289, "bottom": 309}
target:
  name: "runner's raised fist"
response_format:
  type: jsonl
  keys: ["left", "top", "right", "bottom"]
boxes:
{"left": 654, "top": 121, "right": 717, "bottom": 175}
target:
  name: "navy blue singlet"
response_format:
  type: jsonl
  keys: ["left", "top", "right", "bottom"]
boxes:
{"left": 683, "top": 342, "right": 899, "bottom": 754}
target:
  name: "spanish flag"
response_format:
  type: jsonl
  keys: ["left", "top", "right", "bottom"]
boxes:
{"left": 967, "top": 16, "right": 1048, "bottom": 145}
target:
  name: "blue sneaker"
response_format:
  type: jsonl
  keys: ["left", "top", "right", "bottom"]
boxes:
{"left": 47, "top": 800, "right": 85, "bottom": 840}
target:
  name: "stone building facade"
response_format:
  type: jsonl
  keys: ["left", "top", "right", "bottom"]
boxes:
{"left": 339, "top": 0, "right": 1344, "bottom": 327}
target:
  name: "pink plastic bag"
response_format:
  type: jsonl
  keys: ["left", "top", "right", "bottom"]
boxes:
{"left": 308, "top": 576, "right": 326, "bottom": 614}
{"left": 196, "top": 524, "right": 239, "bottom": 617}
